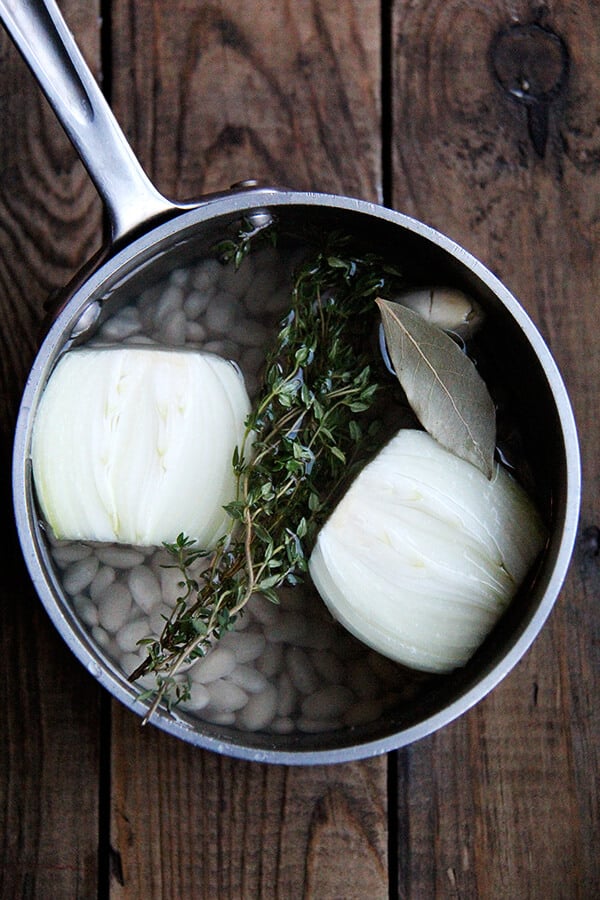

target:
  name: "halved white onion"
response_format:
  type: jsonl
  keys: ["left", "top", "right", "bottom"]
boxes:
{"left": 31, "top": 346, "right": 251, "bottom": 547}
{"left": 308, "top": 429, "right": 547, "bottom": 673}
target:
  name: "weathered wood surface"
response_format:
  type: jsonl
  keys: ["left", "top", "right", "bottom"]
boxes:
{"left": 392, "top": 1, "right": 600, "bottom": 897}
{"left": 0, "top": 0, "right": 597, "bottom": 897}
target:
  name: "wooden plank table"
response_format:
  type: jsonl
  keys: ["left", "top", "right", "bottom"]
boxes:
{"left": 0, "top": 1, "right": 598, "bottom": 896}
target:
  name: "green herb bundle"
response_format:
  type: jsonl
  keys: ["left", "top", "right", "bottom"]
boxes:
{"left": 131, "top": 229, "right": 403, "bottom": 719}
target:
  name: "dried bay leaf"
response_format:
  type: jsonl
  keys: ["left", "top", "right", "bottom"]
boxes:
{"left": 376, "top": 298, "right": 496, "bottom": 478}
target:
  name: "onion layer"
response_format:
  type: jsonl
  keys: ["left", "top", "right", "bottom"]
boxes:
{"left": 31, "top": 346, "right": 251, "bottom": 547}
{"left": 308, "top": 429, "right": 547, "bottom": 673}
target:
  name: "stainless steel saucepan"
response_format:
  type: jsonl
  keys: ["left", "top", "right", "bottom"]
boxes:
{"left": 2, "top": 0, "right": 580, "bottom": 764}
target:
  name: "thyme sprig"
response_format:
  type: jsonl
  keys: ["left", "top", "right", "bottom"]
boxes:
{"left": 131, "top": 231, "right": 403, "bottom": 721}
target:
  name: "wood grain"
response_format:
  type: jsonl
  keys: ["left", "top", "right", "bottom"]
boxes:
{"left": 109, "top": 0, "right": 382, "bottom": 200}
{"left": 0, "top": 3, "right": 104, "bottom": 897}
{"left": 107, "top": 2, "right": 388, "bottom": 897}
{"left": 391, "top": 0, "right": 600, "bottom": 896}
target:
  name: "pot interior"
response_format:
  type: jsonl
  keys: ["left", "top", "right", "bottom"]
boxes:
{"left": 14, "top": 194, "right": 577, "bottom": 763}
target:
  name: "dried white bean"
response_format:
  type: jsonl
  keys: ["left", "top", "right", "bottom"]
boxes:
{"left": 155, "top": 284, "right": 184, "bottom": 324}
{"left": 205, "top": 292, "right": 237, "bottom": 334}
{"left": 198, "top": 708, "right": 236, "bottom": 726}
{"left": 180, "top": 682, "right": 211, "bottom": 712}
{"left": 51, "top": 543, "right": 93, "bottom": 568}
{"left": 310, "top": 650, "right": 345, "bottom": 685}
{"left": 275, "top": 671, "right": 297, "bottom": 717}
{"left": 183, "top": 289, "right": 212, "bottom": 319}
{"left": 95, "top": 547, "right": 145, "bottom": 569}
{"left": 247, "top": 593, "right": 280, "bottom": 626}
{"left": 91, "top": 625, "right": 112, "bottom": 649}
{"left": 301, "top": 686, "right": 354, "bottom": 721}
{"left": 286, "top": 647, "right": 320, "bottom": 695}
{"left": 236, "top": 683, "right": 278, "bottom": 732}
{"left": 256, "top": 641, "right": 284, "bottom": 677}
{"left": 72, "top": 594, "right": 99, "bottom": 627}
{"left": 220, "top": 630, "right": 266, "bottom": 664}
{"left": 97, "top": 583, "right": 132, "bottom": 633}
{"left": 231, "top": 320, "right": 269, "bottom": 348}
{"left": 346, "top": 659, "right": 381, "bottom": 700}
{"left": 189, "top": 647, "right": 237, "bottom": 684}
{"left": 162, "top": 309, "right": 187, "bottom": 345}
{"left": 265, "top": 611, "right": 307, "bottom": 644}
{"left": 149, "top": 603, "right": 172, "bottom": 637}
{"left": 206, "top": 679, "right": 248, "bottom": 713}
{"left": 295, "top": 621, "right": 336, "bottom": 651}
{"left": 100, "top": 306, "right": 142, "bottom": 340}
{"left": 270, "top": 717, "right": 295, "bottom": 734}
{"left": 63, "top": 556, "right": 100, "bottom": 595}
{"left": 116, "top": 618, "right": 152, "bottom": 653}
{"left": 227, "top": 665, "right": 267, "bottom": 694}
{"left": 169, "top": 267, "right": 189, "bottom": 288}
{"left": 127, "top": 565, "right": 162, "bottom": 613}
{"left": 159, "top": 565, "right": 187, "bottom": 606}
{"left": 89, "top": 566, "right": 116, "bottom": 602}
{"left": 191, "top": 258, "right": 222, "bottom": 292}
{"left": 343, "top": 698, "right": 383, "bottom": 727}
{"left": 185, "top": 320, "right": 207, "bottom": 343}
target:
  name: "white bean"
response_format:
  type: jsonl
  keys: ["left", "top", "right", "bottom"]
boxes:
{"left": 180, "top": 682, "right": 211, "bottom": 712}
{"left": 116, "top": 618, "right": 152, "bottom": 653}
{"left": 246, "top": 593, "right": 280, "bottom": 626}
{"left": 230, "top": 320, "right": 269, "bottom": 348}
{"left": 128, "top": 565, "right": 162, "bottom": 613}
{"left": 206, "top": 679, "right": 248, "bottom": 713}
{"left": 301, "top": 686, "right": 354, "bottom": 721}
{"left": 310, "top": 649, "right": 345, "bottom": 685}
{"left": 183, "top": 289, "right": 212, "bottom": 319}
{"left": 149, "top": 603, "right": 172, "bottom": 637}
{"left": 95, "top": 547, "right": 145, "bottom": 569}
{"left": 155, "top": 284, "right": 183, "bottom": 324}
{"left": 265, "top": 610, "right": 307, "bottom": 644}
{"left": 286, "top": 647, "right": 320, "bottom": 695}
{"left": 270, "top": 717, "right": 295, "bottom": 734}
{"left": 275, "top": 670, "right": 298, "bottom": 717}
{"left": 191, "top": 258, "right": 222, "bottom": 292}
{"left": 51, "top": 543, "right": 93, "bottom": 568}
{"left": 72, "top": 593, "right": 99, "bottom": 627}
{"left": 162, "top": 309, "right": 187, "bottom": 346}
{"left": 226, "top": 665, "right": 267, "bottom": 694}
{"left": 346, "top": 659, "right": 381, "bottom": 700}
{"left": 220, "top": 630, "right": 266, "bottom": 664}
{"left": 343, "top": 698, "right": 383, "bottom": 727}
{"left": 198, "top": 708, "right": 236, "bottom": 726}
{"left": 218, "top": 255, "right": 254, "bottom": 298}
{"left": 91, "top": 625, "right": 112, "bottom": 649}
{"left": 185, "top": 320, "right": 207, "bottom": 343}
{"left": 63, "top": 556, "right": 100, "bottom": 595}
{"left": 189, "top": 647, "right": 237, "bottom": 684}
{"left": 90, "top": 566, "right": 116, "bottom": 602}
{"left": 256, "top": 641, "right": 284, "bottom": 677}
{"left": 100, "top": 306, "right": 142, "bottom": 340}
{"left": 205, "top": 292, "right": 237, "bottom": 334}
{"left": 97, "top": 583, "right": 132, "bottom": 634}
{"left": 236, "top": 683, "right": 278, "bottom": 732}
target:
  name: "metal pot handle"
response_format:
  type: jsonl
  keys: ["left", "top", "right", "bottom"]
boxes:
{"left": 0, "top": 0, "right": 179, "bottom": 242}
